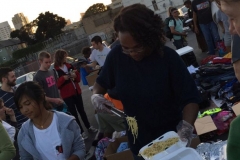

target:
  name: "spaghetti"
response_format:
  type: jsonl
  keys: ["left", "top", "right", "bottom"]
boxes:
{"left": 126, "top": 116, "right": 138, "bottom": 144}
{"left": 141, "top": 137, "right": 179, "bottom": 158}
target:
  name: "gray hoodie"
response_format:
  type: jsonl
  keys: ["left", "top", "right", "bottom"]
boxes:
{"left": 17, "top": 111, "right": 85, "bottom": 160}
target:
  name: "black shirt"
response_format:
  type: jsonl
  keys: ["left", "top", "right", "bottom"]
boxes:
{"left": 192, "top": 0, "right": 213, "bottom": 24}
{"left": 96, "top": 45, "right": 200, "bottom": 154}
{"left": 188, "top": 8, "right": 193, "bottom": 18}
{"left": 109, "top": 39, "right": 120, "bottom": 49}
{"left": 34, "top": 70, "right": 60, "bottom": 109}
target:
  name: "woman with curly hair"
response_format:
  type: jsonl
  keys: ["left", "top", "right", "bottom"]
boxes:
{"left": 91, "top": 4, "right": 200, "bottom": 159}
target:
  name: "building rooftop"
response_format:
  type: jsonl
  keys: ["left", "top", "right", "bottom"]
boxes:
{"left": 0, "top": 39, "right": 22, "bottom": 49}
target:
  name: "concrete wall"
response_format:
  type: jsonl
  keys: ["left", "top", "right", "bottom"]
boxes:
{"left": 122, "top": 0, "right": 185, "bottom": 20}
{"left": 82, "top": 7, "right": 122, "bottom": 43}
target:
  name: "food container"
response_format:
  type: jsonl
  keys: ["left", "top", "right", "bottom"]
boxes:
{"left": 139, "top": 131, "right": 203, "bottom": 160}
{"left": 161, "top": 148, "right": 203, "bottom": 160}
{"left": 219, "top": 144, "right": 227, "bottom": 160}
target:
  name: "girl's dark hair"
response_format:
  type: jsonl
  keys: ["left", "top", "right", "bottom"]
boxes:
{"left": 14, "top": 81, "right": 52, "bottom": 110}
{"left": 82, "top": 47, "right": 91, "bottom": 55}
{"left": 113, "top": 4, "right": 166, "bottom": 53}
{"left": 184, "top": 0, "right": 192, "bottom": 5}
{"left": 54, "top": 49, "right": 68, "bottom": 67}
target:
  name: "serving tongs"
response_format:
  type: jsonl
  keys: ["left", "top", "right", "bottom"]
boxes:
{"left": 104, "top": 104, "right": 127, "bottom": 118}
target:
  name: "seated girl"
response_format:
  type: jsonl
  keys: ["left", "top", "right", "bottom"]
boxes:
{"left": 14, "top": 81, "right": 86, "bottom": 160}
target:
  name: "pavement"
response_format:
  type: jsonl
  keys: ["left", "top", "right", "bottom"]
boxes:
{"left": 78, "top": 30, "right": 209, "bottom": 153}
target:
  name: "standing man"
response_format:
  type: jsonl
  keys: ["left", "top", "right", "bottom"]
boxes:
{"left": 215, "top": 0, "right": 231, "bottom": 53}
{"left": 87, "top": 36, "right": 111, "bottom": 70}
{"left": 0, "top": 67, "right": 28, "bottom": 129}
{"left": 169, "top": 8, "right": 187, "bottom": 49}
{"left": 192, "top": 0, "right": 220, "bottom": 55}
{"left": 184, "top": 0, "right": 208, "bottom": 52}
{"left": 33, "top": 51, "right": 65, "bottom": 111}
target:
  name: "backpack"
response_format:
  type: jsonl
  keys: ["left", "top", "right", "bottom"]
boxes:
{"left": 164, "top": 17, "right": 176, "bottom": 40}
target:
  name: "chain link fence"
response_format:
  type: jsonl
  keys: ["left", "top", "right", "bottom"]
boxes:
{"left": 12, "top": 26, "right": 116, "bottom": 78}
{"left": 13, "top": 37, "right": 90, "bottom": 77}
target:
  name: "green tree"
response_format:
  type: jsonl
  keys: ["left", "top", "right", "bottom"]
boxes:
{"left": 10, "top": 28, "right": 32, "bottom": 44}
{"left": 34, "top": 11, "right": 66, "bottom": 41}
{"left": 10, "top": 30, "right": 20, "bottom": 38}
{"left": 83, "top": 3, "right": 110, "bottom": 18}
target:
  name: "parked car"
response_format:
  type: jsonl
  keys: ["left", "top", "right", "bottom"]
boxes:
{"left": 15, "top": 71, "right": 36, "bottom": 88}
{"left": 178, "top": 6, "right": 188, "bottom": 18}
{"left": 102, "top": 41, "right": 109, "bottom": 47}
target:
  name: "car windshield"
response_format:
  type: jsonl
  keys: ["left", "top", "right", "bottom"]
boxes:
{"left": 27, "top": 73, "right": 34, "bottom": 80}
{"left": 66, "top": 57, "right": 75, "bottom": 63}
{"left": 181, "top": 6, "right": 188, "bottom": 14}
{"left": 16, "top": 76, "right": 26, "bottom": 85}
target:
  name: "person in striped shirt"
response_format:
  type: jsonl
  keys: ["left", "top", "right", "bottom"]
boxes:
{"left": 0, "top": 67, "right": 28, "bottom": 129}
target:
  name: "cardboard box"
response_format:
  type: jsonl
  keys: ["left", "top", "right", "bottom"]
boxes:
{"left": 86, "top": 70, "right": 99, "bottom": 86}
{"left": 232, "top": 103, "right": 240, "bottom": 116}
{"left": 104, "top": 136, "right": 134, "bottom": 160}
{"left": 194, "top": 116, "right": 217, "bottom": 135}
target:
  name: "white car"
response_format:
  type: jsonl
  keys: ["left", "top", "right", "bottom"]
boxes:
{"left": 178, "top": 6, "right": 188, "bottom": 17}
{"left": 15, "top": 72, "right": 36, "bottom": 88}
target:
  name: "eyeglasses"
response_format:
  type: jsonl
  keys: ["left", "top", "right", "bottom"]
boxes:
{"left": 122, "top": 47, "right": 145, "bottom": 55}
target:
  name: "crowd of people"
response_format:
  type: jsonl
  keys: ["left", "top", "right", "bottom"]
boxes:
{"left": 165, "top": 0, "right": 231, "bottom": 55}
{"left": 1, "top": 0, "right": 240, "bottom": 159}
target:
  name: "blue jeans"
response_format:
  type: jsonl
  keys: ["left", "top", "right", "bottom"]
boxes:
{"left": 199, "top": 22, "right": 220, "bottom": 55}
{"left": 173, "top": 39, "right": 184, "bottom": 49}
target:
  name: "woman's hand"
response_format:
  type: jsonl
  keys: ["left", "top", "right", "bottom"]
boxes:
{"left": 70, "top": 73, "right": 77, "bottom": 78}
{"left": 70, "top": 70, "right": 77, "bottom": 78}
{"left": 63, "top": 75, "right": 70, "bottom": 80}
{"left": 5, "top": 108, "right": 15, "bottom": 117}
{"left": 5, "top": 107, "right": 17, "bottom": 122}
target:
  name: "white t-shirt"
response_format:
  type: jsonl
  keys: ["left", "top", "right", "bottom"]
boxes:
{"left": 33, "top": 113, "right": 65, "bottom": 160}
{"left": 60, "top": 65, "right": 68, "bottom": 74}
{"left": 2, "top": 121, "right": 16, "bottom": 142}
{"left": 90, "top": 47, "right": 111, "bottom": 67}
{"left": 60, "top": 64, "right": 76, "bottom": 89}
